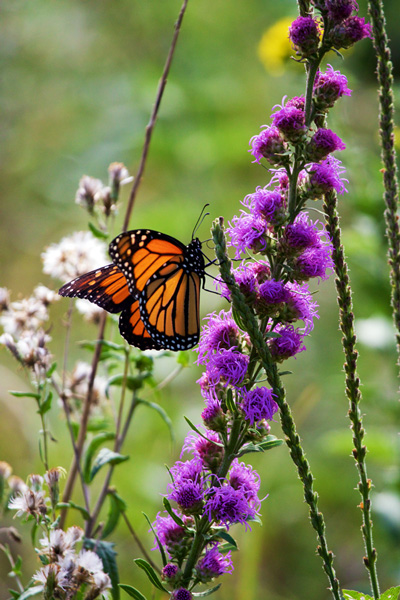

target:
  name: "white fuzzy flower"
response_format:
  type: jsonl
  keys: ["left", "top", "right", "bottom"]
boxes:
{"left": 42, "top": 231, "right": 107, "bottom": 283}
{"left": 15, "top": 330, "right": 52, "bottom": 374}
{"left": 9, "top": 488, "right": 47, "bottom": 518}
{"left": 32, "top": 563, "right": 66, "bottom": 587}
{"left": 76, "top": 549, "right": 104, "bottom": 574}
{"left": 75, "top": 175, "right": 105, "bottom": 211}
{"left": 33, "top": 285, "right": 59, "bottom": 306}
{"left": 0, "top": 296, "right": 49, "bottom": 336}
{"left": 93, "top": 570, "right": 112, "bottom": 592}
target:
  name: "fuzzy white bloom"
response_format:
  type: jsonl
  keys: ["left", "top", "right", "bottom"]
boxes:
{"left": 39, "top": 525, "right": 83, "bottom": 560}
{"left": 32, "top": 563, "right": 66, "bottom": 587}
{"left": 108, "top": 162, "right": 130, "bottom": 185}
{"left": 15, "top": 330, "right": 52, "bottom": 374}
{"left": 0, "top": 296, "right": 49, "bottom": 336}
{"left": 0, "top": 461, "right": 12, "bottom": 479}
{"left": 75, "top": 175, "right": 105, "bottom": 211}
{"left": 75, "top": 298, "right": 104, "bottom": 323}
{"left": 33, "top": 285, "right": 59, "bottom": 306}
{"left": 76, "top": 549, "right": 104, "bottom": 574}
{"left": 65, "top": 361, "right": 107, "bottom": 408}
{"left": 42, "top": 231, "right": 107, "bottom": 283}
{"left": 9, "top": 488, "right": 47, "bottom": 517}
{"left": 8, "top": 476, "right": 28, "bottom": 496}
{"left": 93, "top": 570, "right": 112, "bottom": 592}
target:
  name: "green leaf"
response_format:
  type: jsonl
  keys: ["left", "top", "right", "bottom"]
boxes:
{"left": 162, "top": 498, "right": 185, "bottom": 527}
{"left": 278, "top": 370, "right": 293, "bottom": 376}
{"left": 264, "top": 331, "right": 281, "bottom": 339}
{"left": 106, "top": 374, "right": 152, "bottom": 398}
{"left": 342, "top": 592, "right": 373, "bottom": 600}
{"left": 88, "top": 221, "right": 109, "bottom": 239}
{"left": 119, "top": 584, "right": 148, "bottom": 600}
{"left": 31, "top": 521, "right": 39, "bottom": 547}
{"left": 184, "top": 417, "right": 224, "bottom": 448}
{"left": 215, "top": 530, "right": 237, "bottom": 550}
{"left": 236, "top": 436, "right": 284, "bottom": 457}
{"left": 176, "top": 350, "right": 190, "bottom": 367}
{"left": 225, "top": 388, "right": 237, "bottom": 414}
{"left": 379, "top": 587, "right": 400, "bottom": 600}
{"left": 8, "top": 590, "right": 20, "bottom": 600}
{"left": 192, "top": 584, "right": 221, "bottom": 597}
{"left": 89, "top": 448, "right": 129, "bottom": 482}
{"left": 134, "top": 559, "right": 168, "bottom": 593}
{"left": 137, "top": 399, "right": 174, "bottom": 442}
{"left": 83, "top": 432, "right": 115, "bottom": 483}
{"left": 102, "top": 491, "right": 127, "bottom": 539}
{"left": 10, "top": 391, "right": 41, "bottom": 400}
{"left": 17, "top": 586, "right": 44, "bottom": 600}
{"left": 46, "top": 362, "right": 58, "bottom": 377}
{"left": 56, "top": 501, "right": 90, "bottom": 521}
{"left": 37, "top": 390, "right": 52, "bottom": 416}
{"left": 12, "top": 555, "right": 23, "bottom": 576}
{"left": 85, "top": 539, "right": 119, "bottom": 600}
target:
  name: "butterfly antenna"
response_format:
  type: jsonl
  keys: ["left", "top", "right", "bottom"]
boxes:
{"left": 192, "top": 203, "right": 210, "bottom": 240}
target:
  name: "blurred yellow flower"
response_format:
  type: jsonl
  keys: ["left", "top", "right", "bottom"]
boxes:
{"left": 258, "top": 17, "right": 295, "bottom": 76}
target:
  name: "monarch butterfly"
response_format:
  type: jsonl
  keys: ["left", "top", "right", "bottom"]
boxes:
{"left": 59, "top": 229, "right": 206, "bottom": 351}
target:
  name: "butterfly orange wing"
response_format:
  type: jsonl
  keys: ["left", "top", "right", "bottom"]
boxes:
{"left": 59, "top": 264, "right": 132, "bottom": 313}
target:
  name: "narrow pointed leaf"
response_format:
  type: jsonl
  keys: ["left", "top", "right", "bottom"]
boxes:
{"left": 102, "top": 491, "right": 126, "bottom": 539}
{"left": 89, "top": 448, "right": 129, "bottom": 482}
{"left": 192, "top": 584, "right": 222, "bottom": 597}
{"left": 184, "top": 417, "right": 223, "bottom": 447}
{"left": 10, "top": 391, "right": 41, "bottom": 400}
{"left": 119, "top": 584, "right": 148, "bottom": 600}
{"left": 216, "top": 530, "right": 238, "bottom": 549}
{"left": 142, "top": 512, "right": 167, "bottom": 567}
{"left": 56, "top": 501, "right": 90, "bottom": 521}
{"left": 134, "top": 558, "right": 167, "bottom": 592}
{"left": 83, "top": 432, "right": 115, "bottom": 483}
{"left": 162, "top": 498, "right": 184, "bottom": 527}
{"left": 37, "top": 390, "right": 52, "bottom": 416}
{"left": 236, "top": 436, "right": 283, "bottom": 457}
{"left": 88, "top": 221, "right": 109, "bottom": 239}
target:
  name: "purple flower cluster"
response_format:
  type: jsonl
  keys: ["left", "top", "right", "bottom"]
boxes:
{"left": 289, "top": 3, "right": 371, "bottom": 59}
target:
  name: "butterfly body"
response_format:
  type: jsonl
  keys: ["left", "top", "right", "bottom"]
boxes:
{"left": 59, "top": 229, "right": 205, "bottom": 351}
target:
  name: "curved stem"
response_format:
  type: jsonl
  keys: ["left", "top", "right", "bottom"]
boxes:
{"left": 122, "top": 0, "right": 190, "bottom": 232}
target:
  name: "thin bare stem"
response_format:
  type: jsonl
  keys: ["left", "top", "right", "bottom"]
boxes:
{"left": 122, "top": 0, "right": 190, "bottom": 232}
{"left": 60, "top": 312, "right": 107, "bottom": 529}
{"left": 121, "top": 511, "right": 160, "bottom": 574}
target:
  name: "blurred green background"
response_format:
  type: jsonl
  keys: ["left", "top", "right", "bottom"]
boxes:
{"left": 1, "top": 0, "right": 399, "bottom": 598}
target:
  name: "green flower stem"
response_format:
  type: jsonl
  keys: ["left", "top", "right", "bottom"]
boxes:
{"left": 304, "top": 58, "right": 320, "bottom": 128}
{"left": 323, "top": 191, "right": 380, "bottom": 599}
{"left": 368, "top": 0, "right": 400, "bottom": 373}
{"left": 212, "top": 218, "right": 343, "bottom": 600}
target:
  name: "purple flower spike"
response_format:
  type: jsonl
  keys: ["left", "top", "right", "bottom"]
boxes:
{"left": 249, "top": 126, "right": 288, "bottom": 165}
{"left": 289, "top": 16, "right": 321, "bottom": 56}
{"left": 271, "top": 102, "right": 306, "bottom": 143}
{"left": 227, "top": 212, "right": 267, "bottom": 259}
{"left": 207, "top": 349, "right": 249, "bottom": 387}
{"left": 196, "top": 309, "right": 241, "bottom": 364}
{"left": 309, "top": 156, "right": 348, "bottom": 197}
{"left": 204, "top": 484, "right": 258, "bottom": 529}
{"left": 195, "top": 545, "right": 234, "bottom": 582}
{"left": 229, "top": 459, "right": 261, "bottom": 507}
{"left": 283, "top": 281, "right": 319, "bottom": 333}
{"left": 239, "top": 387, "right": 278, "bottom": 424}
{"left": 313, "top": 65, "right": 352, "bottom": 110}
{"left": 268, "top": 324, "right": 306, "bottom": 362}
{"left": 201, "top": 398, "right": 227, "bottom": 432}
{"left": 171, "top": 589, "right": 193, "bottom": 600}
{"left": 153, "top": 513, "right": 187, "bottom": 558}
{"left": 258, "top": 279, "right": 288, "bottom": 304}
{"left": 162, "top": 563, "right": 180, "bottom": 582}
{"left": 307, "top": 128, "right": 346, "bottom": 162}
{"left": 244, "top": 187, "right": 286, "bottom": 225}
{"left": 326, "top": 0, "right": 358, "bottom": 23}
{"left": 331, "top": 16, "right": 373, "bottom": 49}
{"left": 294, "top": 244, "right": 334, "bottom": 282}
{"left": 182, "top": 431, "right": 224, "bottom": 471}
{"left": 283, "top": 212, "right": 321, "bottom": 252}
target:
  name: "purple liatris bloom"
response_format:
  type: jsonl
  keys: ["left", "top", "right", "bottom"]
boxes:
{"left": 171, "top": 589, "right": 193, "bottom": 600}
{"left": 227, "top": 212, "right": 267, "bottom": 258}
{"left": 153, "top": 513, "right": 188, "bottom": 558}
{"left": 289, "top": 16, "right": 321, "bottom": 56}
{"left": 293, "top": 245, "right": 334, "bottom": 282}
{"left": 268, "top": 324, "right": 306, "bottom": 361}
{"left": 308, "top": 156, "right": 348, "bottom": 197}
{"left": 313, "top": 65, "right": 352, "bottom": 110}
{"left": 201, "top": 398, "right": 227, "bottom": 432}
{"left": 271, "top": 102, "right": 306, "bottom": 143}
{"left": 182, "top": 431, "right": 224, "bottom": 472}
{"left": 330, "top": 16, "right": 373, "bottom": 49}
{"left": 306, "top": 128, "right": 346, "bottom": 162}
{"left": 229, "top": 460, "right": 262, "bottom": 508}
{"left": 161, "top": 563, "right": 180, "bottom": 583}
{"left": 325, "top": 0, "right": 359, "bottom": 23}
{"left": 204, "top": 483, "right": 259, "bottom": 529}
{"left": 195, "top": 545, "right": 234, "bottom": 582}
{"left": 243, "top": 187, "right": 286, "bottom": 225}
{"left": 249, "top": 126, "right": 288, "bottom": 165}
{"left": 256, "top": 278, "right": 288, "bottom": 316}
{"left": 167, "top": 459, "right": 205, "bottom": 515}
{"left": 283, "top": 212, "right": 321, "bottom": 253}
{"left": 282, "top": 281, "right": 319, "bottom": 333}
{"left": 207, "top": 348, "right": 249, "bottom": 387}
{"left": 239, "top": 387, "right": 278, "bottom": 425}
{"left": 196, "top": 309, "right": 241, "bottom": 364}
